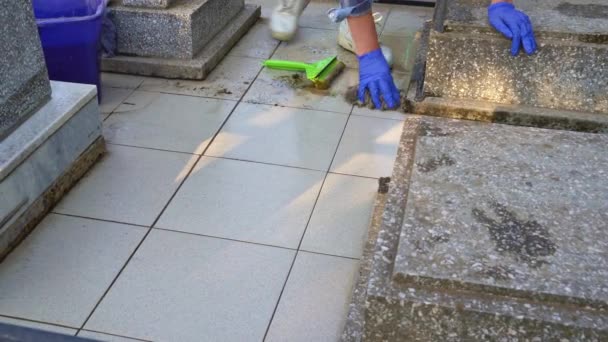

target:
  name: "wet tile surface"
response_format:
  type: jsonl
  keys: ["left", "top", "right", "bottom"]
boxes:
{"left": 100, "top": 87, "right": 133, "bottom": 114}
{"left": 265, "top": 252, "right": 359, "bottom": 342}
{"left": 243, "top": 66, "right": 357, "bottom": 114}
{"left": 157, "top": 157, "right": 324, "bottom": 248}
{"left": 104, "top": 91, "right": 236, "bottom": 154}
{"left": 205, "top": 102, "right": 347, "bottom": 170}
{"left": 228, "top": 23, "right": 280, "bottom": 59}
{"left": 331, "top": 115, "right": 404, "bottom": 178}
{"left": 54, "top": 144, "right": 196, "bottom": 226}
{"left": 301, "top": 173, "right": 378, "bottom": 258}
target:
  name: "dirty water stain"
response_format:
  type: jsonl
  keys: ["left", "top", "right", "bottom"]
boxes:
{"left": 472, "top": 202, "right": 556, "bottom": 263}
{"left": 419, "top": 121, "right": 451, "bottom": 137}
{"left": 417, "top": 154, "right": 456, "bottom": 173}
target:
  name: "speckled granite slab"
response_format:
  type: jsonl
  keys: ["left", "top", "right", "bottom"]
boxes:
{"left": 103, "top": 3, "right": 260, "bottom": 79}
{"left": 109, "top": 0, "right": 243, "bottom": 59}
{"left": 418, "top": 0, "right": 608, "bottom": 118}
{"left": 342, "top": 116, "right": 608, "bottom": 341}
{"left": 394, "top": 117, "right": 608, "bottom": 307}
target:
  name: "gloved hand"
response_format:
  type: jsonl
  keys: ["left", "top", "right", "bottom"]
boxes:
{"left": 488, "top": 2, "right": 537, "bottom": 56}
{"left": 358, "top": 48, "right": 400, "bottom": 110}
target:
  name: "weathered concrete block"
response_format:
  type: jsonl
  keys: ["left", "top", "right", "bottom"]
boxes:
{"left": 123, "top": 0, "right": 175, "bottom": 9}
{"left": 342, "top": 116, "right": 608, "bottom": 341}
{"left": 0, "top": 0, "right": 51, "bottom": 141}
{"left": 102, "top": 4, "right": 260, "bottom": 79}
{"left": 422, "top": 0, "right": 608, "bottom": 114}
{"left": 109, "top": 0, "right": 243, "bottom": 59}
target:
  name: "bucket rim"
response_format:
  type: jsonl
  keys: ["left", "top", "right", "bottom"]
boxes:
{"left": 35, "top": 0, "right": 108, "bottom": 26}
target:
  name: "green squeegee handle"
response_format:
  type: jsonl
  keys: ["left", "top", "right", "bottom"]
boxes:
{"left": 263, "top": 60, "right": 310, "bottom": 72}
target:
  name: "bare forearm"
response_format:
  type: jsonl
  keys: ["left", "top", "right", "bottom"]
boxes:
{"left": 347, "top": 12, "right": 380, "bottom": 55}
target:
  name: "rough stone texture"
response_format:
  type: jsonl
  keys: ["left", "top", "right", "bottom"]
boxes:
{"left": 0, "top": 82, "right": 103, "bottom": 259}
{"left": 0, "top": 0, "right": 51, "bottom": 141}
{"left": 102, "top": 4, "right": 260, "bottom": 79}
{"left": 342, "top": 116, "right": 608, "bottom": 341}
{"left": 404, "top": 87, "right": 608, "bottom": 134}
{"left": 421, "top": 0, "right": 608, "bottom": 116}
{"left": 445, "top": 0, "right": 608, "bottom": 37}
{"left": 109, "top": 0, "right": 243, "bottom": 59}
{"left": 342, "top": 180, "right": 389, "bottom": 342}
{"left": 123, "top": 0, "right": 175, "bottom": 9}
{"left": 424, "top": 31, "right": 608, "bottom": 114}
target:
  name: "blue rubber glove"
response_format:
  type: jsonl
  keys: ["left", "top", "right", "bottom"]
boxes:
{"left": 488, "top": 2, "right": 537, "bottom": 56}
{"left": 358, "top": 48, "right": 400, "bottom": 110}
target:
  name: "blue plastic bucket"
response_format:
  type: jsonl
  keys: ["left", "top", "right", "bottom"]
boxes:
{"left": 33, "top": 0, "right": 107, "bottom": 101}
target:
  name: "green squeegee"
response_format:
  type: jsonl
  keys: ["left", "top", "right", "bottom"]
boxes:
{"left": 263, "top": 56, "right": 345, "bottom": 90}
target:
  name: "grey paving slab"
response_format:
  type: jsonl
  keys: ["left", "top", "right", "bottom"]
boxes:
{"left": 331, "top": 115, "right": 404, "bottom": 178}
{"left": 54, "top": 144, "right": 196, "bottom": 226}
{"left": 156, "top": 157, "right": 324, "bottom": 248}
{"left": 301, "top": 173, "right": 378, "bottom": 258}
{"left": 85, "top": 229, "right": 294, "bottom": 342}
{"left": 243, "top": 66, "right": 357, "bottom": 114}
{"left": 104, "top": 91, "right": 236, "bottom": 154}
{"left": 265, "top": 252, "right": 359, "bottom": 342}
{"left": 100, "top": 87, "right": 133, "bottom": 114}
{"left": 228, "top": 23, "right": 280, "bottom": 59}
{"left": 101, "top": 73, "right": 145, "bottom": 90}
{"left": 205, "top": 102, "right": 347, "bottom": 170}
{"left": 138, "top": 56, "right": 263, "bottom": 101}
{"left": 0, "top": 214, "right": 145, "bottom": 327}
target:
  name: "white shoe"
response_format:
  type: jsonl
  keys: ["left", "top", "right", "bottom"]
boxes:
{"left": 338, "top": 12, "right": 393, "bottom": 67}
{"left": 270, "top": 0, "right": 306, "bottom": 41}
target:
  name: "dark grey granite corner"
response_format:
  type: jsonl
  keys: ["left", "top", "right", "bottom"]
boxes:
{"left": 0, "top": 0, "right": 51, "bottom": 141}
{"left": 342, "top": 116, "right": 608, "bottom": 341}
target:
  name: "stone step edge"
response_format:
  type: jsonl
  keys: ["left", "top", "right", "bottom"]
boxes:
{"left": 101, "top": 4, "right": 260, "bottom": 80}
{"left": 404, "top": 87, "right": 608, "bottom": 134}
{"left": 355, "top": 117, "right": 607, "bottom": 338}
{"left": 443, "top": 23, "right": 608, "bottom": 44}
{"left": 341, "top": 179, "right": 391, "bottom": 342}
